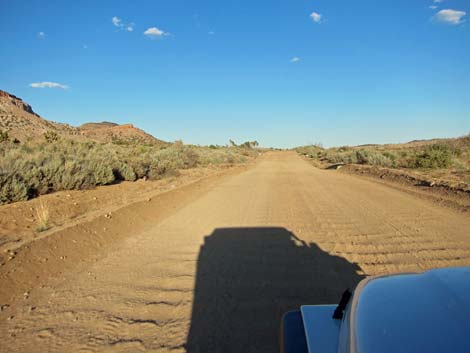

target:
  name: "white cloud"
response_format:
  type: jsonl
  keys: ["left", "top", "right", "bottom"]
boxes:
{"left": 433, "top": 9, "right": 466, "bottom": 25}
{"left": 144, "top": 27, "right": 169, "bottom": 38}
{"left": 29, "top": 82, "right": 68, "bottom": 89}
{"left": 37, "top": 31, "right": 45, "bottom": 39}
{"left": 112, "top": 16, "right": 134, "bottom": 32}
{"left": 208, "top": 31, "right": 215, "bottom": 35}
{"left": 310, "top": 12, "right": 322, "bottom": 23}
{"left": 434, "top": 0, "right": 444, "bottom": 3}
{"left": 112, "top": 16, "right": 121, "bottom": 27}
{"left": 290, "top": 57, "right": 300, "bottom": 63}
{"left": 429, "top": 5, "right": 438, "bottom": 10}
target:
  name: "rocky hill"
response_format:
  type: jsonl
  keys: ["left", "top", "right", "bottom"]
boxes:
{"left": 0, "top": 89, "right": 166, "bottom": 145}
{"left": 0, "top": 90, "right": 77, "bottom": 141}
{"left": 78, "top": 122, "right": 163, "bottom": 145}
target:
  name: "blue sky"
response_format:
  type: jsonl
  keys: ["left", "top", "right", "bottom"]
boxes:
{"left": 1, "top": 0, "right": 469, "bottom": 148}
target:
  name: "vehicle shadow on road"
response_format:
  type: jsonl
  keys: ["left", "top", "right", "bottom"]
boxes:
{"left": 185, "top": 227, "right": 364, "bottom": 353}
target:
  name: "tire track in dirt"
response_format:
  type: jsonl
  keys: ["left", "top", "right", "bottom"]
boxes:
{"left": 2, "top": 151, "right": 470, "bottom": 353}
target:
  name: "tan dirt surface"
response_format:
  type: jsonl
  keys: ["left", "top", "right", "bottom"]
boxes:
{"left": 1, "top": 151, "right": 470, "bottom": 352}
{"left": 0, "top": 165, "right": 245, "bottom": 257}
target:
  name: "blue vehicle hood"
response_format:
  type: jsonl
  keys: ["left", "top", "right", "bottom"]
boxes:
{"left": 350, "top": 266, "right": 470, "bottom": 353}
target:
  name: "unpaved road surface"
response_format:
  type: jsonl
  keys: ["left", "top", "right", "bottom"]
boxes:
{"left": 2, "top": 152, "right": 470, "bottom": 353}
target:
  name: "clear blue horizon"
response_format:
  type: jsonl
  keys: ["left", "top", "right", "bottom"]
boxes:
{"left": 1, "top": 0, "right": 469, "bottom": 148}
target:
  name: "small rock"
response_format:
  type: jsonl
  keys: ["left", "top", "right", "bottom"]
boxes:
{"left": 93, "top": 197, "right": 97, "bottom": 201}
{"left": 147, "top": 198, "right": 152, "bottom": 202}
{"left": 23, "top": 291, "right": 29, "bottom": 299}
{"left": 0, "top": 304, "right": 9, "bottom": 312}
{"left": 7, "top": 316, "right": 14, "bottom": 320}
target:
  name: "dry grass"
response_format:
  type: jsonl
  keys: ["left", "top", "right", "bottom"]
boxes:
{"left": 35, "top": 201, "right": 50, "bottom": 232}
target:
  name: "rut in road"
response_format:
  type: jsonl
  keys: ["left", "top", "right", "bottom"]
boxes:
{"left": 2, "top": 152, "right": 470, "bottom": 353}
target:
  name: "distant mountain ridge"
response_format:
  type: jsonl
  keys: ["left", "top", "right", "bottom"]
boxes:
{"left": 0, "top": 89, "right": 166, "bottom": 145}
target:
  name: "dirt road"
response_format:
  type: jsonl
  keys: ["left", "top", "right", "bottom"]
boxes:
{"left": 2, "top": 152, "right": 470, "bottom": 353}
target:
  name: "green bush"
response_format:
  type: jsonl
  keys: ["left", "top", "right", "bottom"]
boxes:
{"left": 0, "top": 175, "right": 30, "bottom": 203}
{"left": 410, "top": 144, "right": 453, "bottom": 169}
{"left": 324, "top": 151, "right": 357, "bottom": 164}
{"left": 355, "top": 150, "right": 394, "bottom": 167}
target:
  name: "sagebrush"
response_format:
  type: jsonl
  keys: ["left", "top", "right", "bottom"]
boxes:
{"left": 297, "top": 135, "right": 470, "bottom": 171}
{"left": 0, "top": 139, "right": 257, "bottom": 204}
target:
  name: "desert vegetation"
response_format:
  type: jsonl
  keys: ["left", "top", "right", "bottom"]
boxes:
{"left": 0, "top": 137, "right": 258, "bottom": 205}
{"left": 296, "top": 135, "right": 470, "bottom": 187}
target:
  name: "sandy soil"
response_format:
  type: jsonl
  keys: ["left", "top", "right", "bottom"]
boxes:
{"left": 1, "top": 151, "right": 470, "bottom": 352}
{"left": 0, "top": 166, "right": 244, "bottom": 257}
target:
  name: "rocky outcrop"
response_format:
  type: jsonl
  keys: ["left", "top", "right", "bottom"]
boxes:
{"left": 0, "top": 89, "right": 167, "bottom": 146}
{"left": 0, "top": 90, "right": 37, "bottom": 116}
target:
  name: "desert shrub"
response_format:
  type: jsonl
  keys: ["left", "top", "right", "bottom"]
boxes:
{"left": 382, "top": 151, "right": 397, "bottom": 162}
{"left": 324, "top": 151, "right": 357, "bottom": 164}
{"left": 181, "top": 147, "right": 200, "bottom": 168}
{"left": 355, "top": 150, "right": 394, "bottom": 167}
{"left": 0, "top": 174, "right": 30, "bottom": 203}
{"left": 295, "top": 145, "right": 324, "bottom": 158}
{"left": 0, "top": 130, "right": 9, "bottom": 143}
{"left": 410, "top": 144, "right": 453, "bottom": 169}
{"left": 0, "top": 138, "right": 257, "bottom": 204}
{"left": 44, "top": 130, "right": 59, "bottom": 143}
{"left": 113, "top": 162, "right": 137, "bottom": 181}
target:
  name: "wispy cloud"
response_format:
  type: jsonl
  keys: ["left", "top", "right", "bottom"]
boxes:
{"left": 433, "top": 9, "right": 466, "bottom": 25}
{"left": 290, "top": 57, "right": 300, "bottom": 63}
{"left": 112, "top": 16, "right": 134, "bottom": 32}
{"left": 37, "top": 31, "right": 45, "bottom": 39}
{"left": 144, "top": 27, "right": 169, "bottom": 38}
{"left": 29, "top": 82, "right": 68, "bottom": 89}
{"left": 310, "top": 11, "right": 322, "bottom": 23}
{"left": 434, "top": 0, "right": 444, "bottom": 3}
{"left": 429, "top": 5, "right": 438, "bottom": 10}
